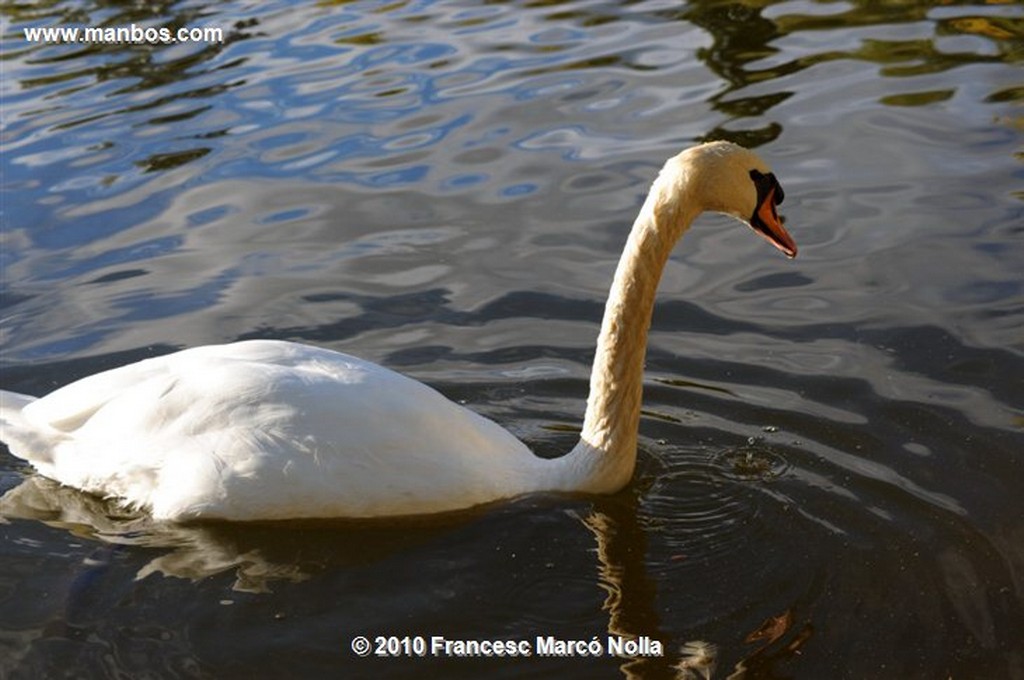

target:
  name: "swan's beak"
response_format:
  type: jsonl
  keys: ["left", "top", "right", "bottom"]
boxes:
{"left": 750, "top": 186, "right": 797, "bottom": 258}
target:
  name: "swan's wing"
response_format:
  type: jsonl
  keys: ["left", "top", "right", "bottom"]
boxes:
{"left": 18, "top": 353, "right": 177, "bottom": 433}
{"left": 1, "top": 349, "right": 182, "bottom": 471}
{"left": 2, "top": 345, "right": 254, "bottom": 500}
{"left": 2, "top": 340, "right": 534, "bottom": 520}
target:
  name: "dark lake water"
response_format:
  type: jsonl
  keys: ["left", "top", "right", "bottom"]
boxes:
{"left": 2, "top": 0, "right": 1022, "bottom": 678}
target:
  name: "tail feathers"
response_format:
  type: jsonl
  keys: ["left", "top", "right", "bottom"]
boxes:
{"left": 1, "top": 390, "right": 36, "bottom": 412}
{"left": 0, "top": 390, "right": 54, "bottom": 466}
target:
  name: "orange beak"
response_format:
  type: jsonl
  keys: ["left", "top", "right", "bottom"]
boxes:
{"left": 751, "top": 186, "right": 797, "bottom": 258}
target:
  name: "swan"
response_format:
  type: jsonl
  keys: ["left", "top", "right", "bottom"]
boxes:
{"left": 0, "top": 141, "right": 796, "bottom": 521}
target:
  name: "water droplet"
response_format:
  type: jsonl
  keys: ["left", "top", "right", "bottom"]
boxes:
{"left": 711, "top": 445, "right": 790, "bottom": 482}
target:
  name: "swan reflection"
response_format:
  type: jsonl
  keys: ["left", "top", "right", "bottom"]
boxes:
{"left": 3, "top": 474, "right": 809, "bottom": 678}
{"left": 1, "top": 476, "right": 307, "bottom": 593}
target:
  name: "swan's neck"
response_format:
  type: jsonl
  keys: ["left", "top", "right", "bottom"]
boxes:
{"left": 566, "top": 175, "right": 699, "bottom": 492}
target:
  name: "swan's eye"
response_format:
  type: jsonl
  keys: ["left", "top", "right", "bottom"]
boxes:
{"left": 749, "top": 169, "right": 784, "bottom": 207}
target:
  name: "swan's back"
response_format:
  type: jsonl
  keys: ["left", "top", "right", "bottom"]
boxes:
{"left": 0, "top": 340, "right": 537, "bottom": 520}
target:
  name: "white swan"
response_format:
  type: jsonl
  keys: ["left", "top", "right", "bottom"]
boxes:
{"left": 0, "top": 141, "right": 796, "bottom": 521}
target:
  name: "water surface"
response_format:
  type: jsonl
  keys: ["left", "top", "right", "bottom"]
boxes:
{"left": 1, "top": 0, "right": 1022, "bottom": 677}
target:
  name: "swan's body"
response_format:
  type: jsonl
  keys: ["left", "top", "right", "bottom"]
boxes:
{"left": 0, "top": 341, "right": 572, "bottom": 519}
{"left": 0, "top": 142, "right": 795, "bottom": 521}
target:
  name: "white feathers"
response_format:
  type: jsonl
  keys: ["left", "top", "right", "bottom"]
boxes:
{"left": 2, "top": 341, "right": 543, "bottom": 520}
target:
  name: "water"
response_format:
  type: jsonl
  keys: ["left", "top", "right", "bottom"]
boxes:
{"left": 1, "top": 0, "right": 1022, "bottom": 677}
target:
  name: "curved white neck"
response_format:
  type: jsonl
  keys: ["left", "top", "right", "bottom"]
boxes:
{"left": 557, "top": 173, "right": 700, "bottom": 492}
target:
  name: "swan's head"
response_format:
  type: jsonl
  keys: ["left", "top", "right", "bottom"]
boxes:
{"left": 662, "top": 141, "right": 797, "bottom": 258}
